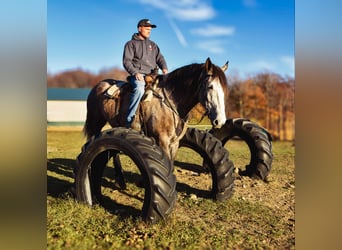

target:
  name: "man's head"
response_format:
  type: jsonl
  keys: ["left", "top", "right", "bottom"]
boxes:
{"left": 137, "top": 19, "right": 156, "bottom": 39}
{"left": 137, "top": 19, "right": 157, "bottom": 28}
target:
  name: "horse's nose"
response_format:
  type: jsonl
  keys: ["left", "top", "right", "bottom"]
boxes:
{"left": 213, "top": 119, "right": 221, "bottom": 128}
{"left": 212, "top": 119, "right": 224, "bottom": 128}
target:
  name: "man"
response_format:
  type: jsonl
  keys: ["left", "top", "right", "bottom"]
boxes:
{"left": 123, "top": 18, "right": 168, "bottom": 128}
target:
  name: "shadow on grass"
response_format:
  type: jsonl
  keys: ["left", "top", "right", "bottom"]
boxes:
{"left": 176, "top": 182, "right": 212, "bottom": 199}
{"left": 173, "top": 160, "right": 208, "bottom": 174}
{"left": 47, "top": 158, "right": 144, "bottom": 219}
{"left": 47, "top": 157, "right": 215, "bottom": 218}
{"left": 174, "top": 160, "right": 213, "bottom": 200}
{"left": 47, "top": 158, "right": 75, "bottom": 197}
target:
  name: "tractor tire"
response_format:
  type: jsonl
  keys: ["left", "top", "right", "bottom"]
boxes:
{"left": 75, "top": 127, "right": 177, "bottom": 223}
{"left": 179, "top": 128, "right": 235, "bottom": 201}
{"left": 210, "top": 118, "right": 273, "bottom": 181}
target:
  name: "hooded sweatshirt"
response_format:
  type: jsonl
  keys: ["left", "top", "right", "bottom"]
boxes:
{"left": 123, "top": 33, "right": 168, "bottom": 76}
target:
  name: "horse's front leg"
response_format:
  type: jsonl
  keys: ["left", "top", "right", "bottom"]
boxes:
{"left": 169, "top": 141, "right": 179, "bottom": 165}
{"left": 158, "top": 135, "right": 173, "bottom": 163}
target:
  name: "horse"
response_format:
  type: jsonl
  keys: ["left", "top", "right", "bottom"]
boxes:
{"left": 83, "top": 57, "right": 229, "bottom": 163}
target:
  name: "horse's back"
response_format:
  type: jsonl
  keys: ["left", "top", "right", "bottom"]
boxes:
{"left": 84, "top": 79, "right": 130, "bottom": 139}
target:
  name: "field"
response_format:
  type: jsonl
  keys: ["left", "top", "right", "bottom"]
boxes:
{"left": 47, "top": 127, "right": 295, "bottom": 249}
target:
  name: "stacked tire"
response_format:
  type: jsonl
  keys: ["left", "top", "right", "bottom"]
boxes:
{"left": 73, "top": 118, "right": 271, "bottom": 223}
{"left": 210, "top": 118, "right": 273, "bottom": 181}
{"left": 179, "top": 128, "right": 235, "bottom": 201}
{"left": 74, "top": 128, "right": 177, "bottom": 223}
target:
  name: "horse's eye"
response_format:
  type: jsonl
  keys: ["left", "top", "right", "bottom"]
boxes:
{"left": 207, "top": 85, "right": 213, "bottom": 90}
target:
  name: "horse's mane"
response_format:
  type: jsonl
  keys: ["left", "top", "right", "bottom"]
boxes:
{"left": 164, "top": 63, "right": 203, "bottom": 90}
{"left": 163, "top": 62, "right": 229, "bottom": 96}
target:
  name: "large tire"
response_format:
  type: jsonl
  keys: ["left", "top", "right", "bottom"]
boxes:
{"left": 210, "top": 118, "right": 273, "bottom": 181}
{"left": 179, "top": 128, "right": 235, "bottom": 201}
{"left": 75, "top": 127, "right": 177, "bottom": 223}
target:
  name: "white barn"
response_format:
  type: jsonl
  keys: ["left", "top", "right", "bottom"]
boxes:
{"left": 47, "top": 88, "right": 91, "bottom": 125}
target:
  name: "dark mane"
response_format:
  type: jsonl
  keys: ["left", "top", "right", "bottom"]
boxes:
{"left": 163, "top": 62, "right": 229, "bottom": 99}
{"left": 164, "top": 63, "right": 204, "bottom": 90}
{"left": 161, "top": 63, "right": 205, "bottom": 116}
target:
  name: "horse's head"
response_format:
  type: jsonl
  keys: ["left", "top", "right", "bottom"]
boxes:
{"left": 199, "top": 58, "right": 229, "bottom": 128}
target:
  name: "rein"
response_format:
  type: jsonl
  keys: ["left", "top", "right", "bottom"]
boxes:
{"left": 145, "top": 83, "right": 189, "bottom": 144}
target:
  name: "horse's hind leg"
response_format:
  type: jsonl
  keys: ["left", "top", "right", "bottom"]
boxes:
{"left": 112, "top": 153, "right": 126, "bottom": 190}
{"left": 83, "top": 109, "right": 107, "bottom": 139}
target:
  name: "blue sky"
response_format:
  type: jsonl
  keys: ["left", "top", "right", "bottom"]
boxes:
{"left": 48, "top": 0, "right": 294, "bottom": 78}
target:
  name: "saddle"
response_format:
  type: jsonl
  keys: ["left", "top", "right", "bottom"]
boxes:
{"left": 104, "top": 69, "right": 161, "bottom": 102}
{"left": 103, "top": 79, "right": 126, "bottom": 98}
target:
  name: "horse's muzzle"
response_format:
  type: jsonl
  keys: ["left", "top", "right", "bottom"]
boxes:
{"left": 212, "top": 118, "right": 225, "bottom": 128}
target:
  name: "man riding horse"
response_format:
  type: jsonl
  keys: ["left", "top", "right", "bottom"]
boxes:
{"left": 123, "top": 18, "right": 168, "bottom": 128}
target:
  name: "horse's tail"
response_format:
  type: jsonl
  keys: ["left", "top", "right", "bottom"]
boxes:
{"left": 83, "top": 85, "right": 107, "bottom": 140}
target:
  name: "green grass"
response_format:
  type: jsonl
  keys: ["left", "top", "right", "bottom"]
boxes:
{"left": 47, "top": 129, "right": 295, "bottom": 249}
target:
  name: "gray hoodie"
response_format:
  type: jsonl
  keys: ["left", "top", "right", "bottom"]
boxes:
{"left": 123, "top": 33, "right": 168, "bottom": 76}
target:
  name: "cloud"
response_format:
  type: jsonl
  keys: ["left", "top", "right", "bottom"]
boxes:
{"left": 191, "top": 25, "right": 235, "bottom": 37}
{"left": 195, "top": 40, "right": 225, "bottom": 54}
{"left": 248, "top": 60, "right": 276, "bottom": 72}
{"left": 170, "top": 5, "right": 215, "bottom": 21}
{"left": 247, "top": 57, "right": 295, "bottom": 76}
{"left": 137, "top": 0, "right": 215, "bottom": 21}
{"left": 167, "top": 17, "right": 188, "bottom": 47}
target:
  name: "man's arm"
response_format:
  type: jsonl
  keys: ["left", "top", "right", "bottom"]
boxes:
{"left": 123, "top": 42, "right": 138, "bottom": 76}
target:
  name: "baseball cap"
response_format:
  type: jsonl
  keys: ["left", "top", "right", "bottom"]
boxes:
{"left": 137, "top": 19, "right": 157, "bottom": 28}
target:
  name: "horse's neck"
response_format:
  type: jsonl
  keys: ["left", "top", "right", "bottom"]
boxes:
{"left": 162, "top": 77, "right": 199, "bottom": 119}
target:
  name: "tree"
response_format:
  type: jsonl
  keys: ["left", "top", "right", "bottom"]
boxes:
{"left": 47, "top": 69, "right": 95, "bottom": 88}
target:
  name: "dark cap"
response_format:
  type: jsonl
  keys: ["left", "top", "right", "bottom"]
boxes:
{"left": 137, "top": 19, "right": 157, "bottom": 28}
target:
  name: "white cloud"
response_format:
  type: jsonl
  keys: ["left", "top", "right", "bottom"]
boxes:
{"left": 246, "top": 57, "right": 295, "bottom": 76}
{"left": 167, "top": 17, "right": 188, "bottom": 47}
{"left": 248, "top": 60, "right": 276, "bottom": 72}
{"left": 191, "top": 25, "right": 235, "bottom": 37}
{"left": 137, "top": 0, "right": 215, "bottom": 21}
{"left": 196, "top": 40, "right": 225, "bottom": 54}
{"left": 170, "top": 5, "right": 215, "bottom": 21}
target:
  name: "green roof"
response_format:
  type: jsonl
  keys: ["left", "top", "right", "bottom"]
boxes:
{"left": 47, "top": 88, "right": 91, "bottom": 100}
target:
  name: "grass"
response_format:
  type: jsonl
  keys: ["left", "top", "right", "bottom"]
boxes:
{"left": 47, "top": 128, "right": 295, "bottom": 249}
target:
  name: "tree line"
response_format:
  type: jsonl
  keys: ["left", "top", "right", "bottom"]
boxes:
{"left": 48, "top": 67, "right": 294, "bottom": 141}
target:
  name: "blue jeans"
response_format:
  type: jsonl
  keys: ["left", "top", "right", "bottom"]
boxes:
{"left": 126, "top": 75, "right": 145, "bottom": 127}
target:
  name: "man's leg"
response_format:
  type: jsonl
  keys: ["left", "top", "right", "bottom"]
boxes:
{"left": 126, "top": 76, "right": 145, "bottom": 128}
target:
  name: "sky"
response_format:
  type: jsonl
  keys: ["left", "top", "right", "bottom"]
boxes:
{"left": 47, "top": 0, "right": 294, "bottom": 78}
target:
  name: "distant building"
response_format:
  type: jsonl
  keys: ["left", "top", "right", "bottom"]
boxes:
{"left": 47, "top": 88, "right": 91, "bottom": 125}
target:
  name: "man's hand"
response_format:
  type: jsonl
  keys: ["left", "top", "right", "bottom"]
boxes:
{"left": 135, "top": 73, "right": 144, "bottom": 81}
{"left": 162, "top": 69, "right": 168, "bottom": 75}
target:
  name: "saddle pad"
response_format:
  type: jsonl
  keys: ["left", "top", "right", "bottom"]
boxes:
{"left": 106, "top": 84, "right": 119, "bottom": 96}
{"left": 105, "top": 80, "right": 126, "bottom": 98}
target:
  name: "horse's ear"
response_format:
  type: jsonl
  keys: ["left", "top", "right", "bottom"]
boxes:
{"left": 205, "top": 57, "right": 213, "bottom": 74}
{"left": 221, "top": 61, "right": 229, "bottom": 72}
